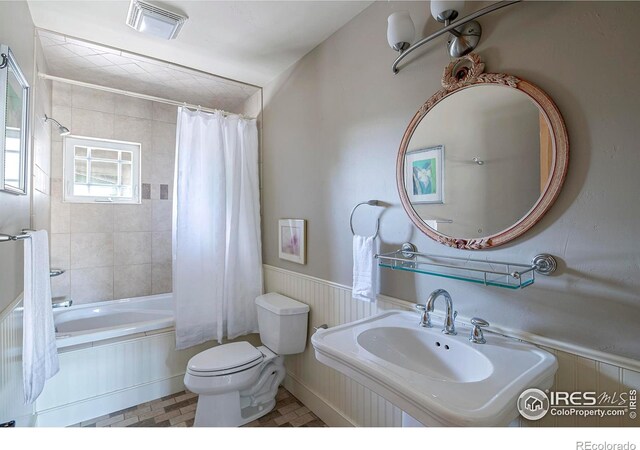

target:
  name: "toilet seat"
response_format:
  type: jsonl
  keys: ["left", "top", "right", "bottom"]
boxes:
{"left": 187, "top": 341, "right": 264, "bottom": 377}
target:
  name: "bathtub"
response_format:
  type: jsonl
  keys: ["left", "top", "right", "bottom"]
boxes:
{"left": 54, "top": 293, "right": 174, "bottom": 349}
{"left": 38, "top": 292, "right": 213, "bottom": 426}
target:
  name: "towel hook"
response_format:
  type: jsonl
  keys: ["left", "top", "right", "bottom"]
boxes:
{"left": 350, "top": 200, "right": 383, "bottom": 239}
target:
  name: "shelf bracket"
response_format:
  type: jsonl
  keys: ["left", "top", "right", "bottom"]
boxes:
{"left": 533, "top": 254, "right": 557, "bottom": 276}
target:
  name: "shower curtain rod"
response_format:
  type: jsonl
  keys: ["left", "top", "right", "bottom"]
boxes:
{"left": 38, "top": 73, "right": 255, "bottom": 120}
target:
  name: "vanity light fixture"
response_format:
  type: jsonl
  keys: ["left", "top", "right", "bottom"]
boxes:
{"left": 388, "top": 0, "right": 521, "bottom": 73}
{"left": 43, "top": 114, "right": 70, "bottom": 136}
{"left": 126, "top": 0, "right": 188, "bottom": 40}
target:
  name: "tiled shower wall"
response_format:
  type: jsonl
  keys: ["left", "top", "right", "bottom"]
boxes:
{"left": 49, "top": 82, "right": 177, "bottom": 303}
{"left": 32, "top": 43, "right": 53, "bottom": 233}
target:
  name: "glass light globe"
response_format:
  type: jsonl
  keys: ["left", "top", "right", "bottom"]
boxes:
{"left": 430, "top": 0, "right": 465, "bottom": 22}
{"left": 387, "top": 11, "right": 415, "bottom": 52}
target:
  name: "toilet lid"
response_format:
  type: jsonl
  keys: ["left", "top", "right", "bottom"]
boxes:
{"left": 187, "top": 341, "right": 263, "bottom": 373}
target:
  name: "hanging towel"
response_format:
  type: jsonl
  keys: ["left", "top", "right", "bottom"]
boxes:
{"left": 352, "top": 235, "right": 377, "bottom": 302}
{"left": 23, "top": 230, "right": 59, "bottom": 404}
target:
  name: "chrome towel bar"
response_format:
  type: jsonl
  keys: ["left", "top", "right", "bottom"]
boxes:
{"left": 0, "top": 229, "right": 34, "bottom": 243}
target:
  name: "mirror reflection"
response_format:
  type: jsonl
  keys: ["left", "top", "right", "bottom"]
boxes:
{"left": 1, "top": 44, "right": 29, "bottom": 195}
{"left": 5, "top": 64, "right": 25, "bottom": 190}
{"left": 404, "top": 84, "right": 552, "bottom": 238}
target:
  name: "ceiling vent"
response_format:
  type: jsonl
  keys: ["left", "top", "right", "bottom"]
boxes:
{"left": 126, "top": 0, "right": 188, "bottom": 40}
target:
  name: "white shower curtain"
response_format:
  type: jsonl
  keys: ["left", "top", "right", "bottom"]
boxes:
{"left": 172, "top": 107, "right": 262, "bottom": 349}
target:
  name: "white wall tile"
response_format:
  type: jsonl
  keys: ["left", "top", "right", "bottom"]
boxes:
{"left": 141, "top": 148, "right": 153, "bottom": 185}
{"left": 114, "top": 264, "right": 152, "bottom": 299}
{"left": 114, "top": 201, "right": 152, "bottom": 232}
{"left": 114, "top": 232, "right": 152, "bottom": 265}
{"left": 51, "top": 270, "right": 70, "bottom": 299}
{"left": 50, "top": 141, "right": 63, "bottom": 180}
{"left": 50, "top": 180, "right": 70, "bottom": 233}
{"left": 151, "top": 231, "right": 171, "bottom": 264}
{"left": 151, "top": 200, "right": 172, "bottom": 231}
{"left": 32, "top": 189, "right": 51, "bottom": 233}
{"left": 151, "top": 120, "right": 176, "bottom": 155}
{"left": 151, "top": 154, "right": 175, "bottom": 185}
{"left": 33, "top": 134, "right": 51, "bottom": 177}
{"left": 52, "top": 81, "right": 71, "bottom": 107}
{"left": 50, "top": 233, "right": 70, "bottom": 270}
{"left": 113, "top": 115, "right": 152, "bottom": 149}
{"left": 71, "top": 85, "right": 115, "bottom": 114}
{"left": 71, "top": 108, "right": 115, "bottom": 139}
{"left": 114, "top": 96, "right": 153, "bottom": 119}
{"left": 151, "top": 263, "right": 172, "bottom": 294}
{"left": 152, "top": 102, "right": 178, "bottom": 124}
{"left": 70, "top": 233, "right": 114, "bottom": 269}
{"left": 70, "top": 266, "right": 114, "bottom": 303}
{"left": 69, "top": 203, "right": 114, "bottom": 233}
{"left": 33, "top": 165, "right": 49, "bottom": 194}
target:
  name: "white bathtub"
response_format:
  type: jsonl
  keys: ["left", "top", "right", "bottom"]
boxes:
{"left": 54, "top": 293, "right": 174, "bottom": 349}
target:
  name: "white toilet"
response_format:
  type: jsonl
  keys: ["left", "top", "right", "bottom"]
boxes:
{"left": 183, "top": 292, "right": 310, "bottom": 427}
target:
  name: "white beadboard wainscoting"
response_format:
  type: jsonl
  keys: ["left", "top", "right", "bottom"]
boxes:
{"left": 265, "top": 265, "right": 640, "bottom": 427}
{"left": 34, "top": 329, "right": 261, "bottom": 427}
{"left": 0, "top": 296, "right": 35, "bottom": 426}
{"left": 34, "top": 330, "right": 211, "bottom": 426}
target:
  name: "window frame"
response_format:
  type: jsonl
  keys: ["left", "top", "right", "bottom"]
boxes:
{"left": 63, "top": 135, "right": 141, "bottom": 204}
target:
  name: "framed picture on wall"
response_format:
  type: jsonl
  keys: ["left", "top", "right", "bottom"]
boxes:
{"left": 404, "top": 145, "right": 444, "bottom": 204}
{"left": 278, "top": 219, "right": 306, "bottom": 264}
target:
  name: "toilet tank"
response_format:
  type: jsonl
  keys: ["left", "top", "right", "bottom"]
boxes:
{"left": 255, "top": 293, "right": 310, "bottom": 355}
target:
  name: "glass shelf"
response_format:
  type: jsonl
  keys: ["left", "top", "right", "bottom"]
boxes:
{"left": 375, "top": 245, "right": 554, "bottom": 290}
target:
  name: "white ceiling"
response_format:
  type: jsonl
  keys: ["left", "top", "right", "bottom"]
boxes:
{"left": 37, "top": 29, "right": 258, "bottom": 113}
{"left": 27, "top": 1, "right": 373, "bottom": 87}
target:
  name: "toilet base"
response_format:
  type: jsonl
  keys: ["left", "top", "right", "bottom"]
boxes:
{"left": 190, "top": 349, "right": 286, "bottom": 427}
{"left": 193, "top": 391, "right": 277, "bottom": 427}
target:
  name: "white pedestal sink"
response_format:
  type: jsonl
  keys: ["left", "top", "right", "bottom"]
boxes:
{"left": 311, "top": 310, "right": 557, "bottom": 426}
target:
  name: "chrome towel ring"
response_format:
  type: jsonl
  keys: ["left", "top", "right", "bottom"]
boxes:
{"left": 350, "top": 200, "right": 384, "bottom": 239}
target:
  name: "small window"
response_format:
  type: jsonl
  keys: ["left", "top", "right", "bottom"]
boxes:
{"left": 63, "top": 136, "right": 141, "bottom": 204}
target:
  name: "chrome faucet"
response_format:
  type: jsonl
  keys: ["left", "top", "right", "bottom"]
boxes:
{"left": 415, "top": 303, "right": 431, "bottom": 327}
{"left": 469, "top": 317, "right": 489, "bottom": 344}
{"left": 425, "top": 289, "right": 457, "bottom": 335}
{"left": 52, "top": 296, "right": 73, "bottom": 309}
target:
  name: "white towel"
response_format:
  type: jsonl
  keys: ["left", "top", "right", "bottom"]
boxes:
{"left": 23, "top": 230, "right": 59, "bottom": 404}
{"left": 352, "top": 235, "right": 377, "bottom": 302}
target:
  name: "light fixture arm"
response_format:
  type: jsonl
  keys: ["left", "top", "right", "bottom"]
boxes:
{"left": 392, "top": 0, "right": 521, "bottom": 74}
{"left": 444, "top": 20, "right": 463, "bottom": 38}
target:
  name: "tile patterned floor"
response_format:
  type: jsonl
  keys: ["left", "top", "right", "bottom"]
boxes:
{"left": 74, "top": 387, "right": 327, "bottom": 428}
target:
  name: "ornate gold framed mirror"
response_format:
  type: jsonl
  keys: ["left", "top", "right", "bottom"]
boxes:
{"left": 397, "top": 53, "right": 568, "bottom": 249}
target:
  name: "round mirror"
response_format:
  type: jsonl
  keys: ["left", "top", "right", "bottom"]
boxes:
{"left": 397, "top": 54, "right": 568, "bottom": 249}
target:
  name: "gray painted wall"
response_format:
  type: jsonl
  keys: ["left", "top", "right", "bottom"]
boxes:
{"left": 262, "top": 2, "right": 640, "bottom": 361}
{"left": 0, "top": 2, "right": 36, "bottom": 313}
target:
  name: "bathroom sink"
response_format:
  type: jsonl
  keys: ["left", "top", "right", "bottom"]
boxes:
{"left": 311, "top": 310, "right": 557, "bottom": 426}
{"left": 356, "top": 327, "right": 493, "bottom": 383}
